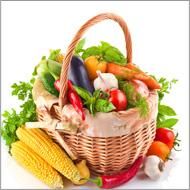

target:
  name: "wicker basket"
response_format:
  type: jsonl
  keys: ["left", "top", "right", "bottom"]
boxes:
{"left": 37, "top": 13, "right": 158, "bottom": 176}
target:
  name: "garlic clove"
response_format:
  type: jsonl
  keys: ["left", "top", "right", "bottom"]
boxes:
{"left": 93, "top": 71, "right": 118, "bottom": 91}
{"left": 143, "top": 155, "right": 165, "bottom": 180}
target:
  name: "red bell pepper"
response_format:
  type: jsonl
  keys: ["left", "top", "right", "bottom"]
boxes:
{"left": 89, "top": 156, "right": 143, "bottom": 189}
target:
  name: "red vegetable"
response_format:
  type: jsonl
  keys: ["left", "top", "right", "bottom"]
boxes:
{"left": 155, "top": 128, "right": 175, "bottom": 150}
{"left": 90, "top": 157, "right": 143, "bottom": 189}
{"left": 67, "top": 80, "right": 85, "bottom": 120}
{"left": 109, "top": 89, "right": 127, "bottom": 111}
{"left": 54, "top": 79, "right": 61, "bottom": 92}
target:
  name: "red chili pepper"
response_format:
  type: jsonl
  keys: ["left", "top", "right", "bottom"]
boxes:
{"left": 89, "top": 156, "right": 143, "bottom": 189}
{"left": 67, "top": 80, "right": 85, "bottom": 120}
{"left": 54, "top": 79, "right": 61, "bottom": 92}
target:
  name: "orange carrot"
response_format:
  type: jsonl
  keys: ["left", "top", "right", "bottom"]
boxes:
{"left": 107, "top": 63, "right": 138, "bottom": 80}
{"left": 134, "top": 73, "right": 160, "bottom": 90}
{"left": 107, "top": 63, "right": 160, "bottom": 90}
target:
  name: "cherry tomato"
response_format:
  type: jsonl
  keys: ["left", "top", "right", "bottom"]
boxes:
{"left": 131, "top": 79, "right": 149, "bottom": 97}
{"left": 155, "top": 128, "right": 175, "bottom": 150}
{"left": 109, "top": 89, "right": 127, "bottom": 111}
{"left": 146, "top": 141, "right": 170, "bottom": 161}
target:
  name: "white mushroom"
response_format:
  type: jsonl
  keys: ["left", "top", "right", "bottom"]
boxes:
{"left": 93, "top": 71, "right": 118, "bottom": 91}
{"left": 144, "top": 155, "right": 164, "bottom": 180}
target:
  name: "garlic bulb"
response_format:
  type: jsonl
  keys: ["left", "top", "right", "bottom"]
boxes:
{"left": 93, "top": 71, "right": 118, "bottom": 91}
{"left": 144, "top": 155, "right": 164, "bottom": 180}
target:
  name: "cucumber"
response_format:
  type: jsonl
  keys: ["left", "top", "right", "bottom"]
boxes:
{"left": 47, "top": 59, "right": 62, "bottom": 78}
{"left": 40, "top": 72, "right": 59, "bottom": 97}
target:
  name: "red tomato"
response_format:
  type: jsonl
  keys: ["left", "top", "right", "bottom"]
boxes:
{"left": 131, "top": 79, "right": 149, "bottom": 97}
{"left": 109, "top": 89, "right": 127, "bottom": 111}
{"left": 155, "top": 128, "right": 175, "bottom": 150}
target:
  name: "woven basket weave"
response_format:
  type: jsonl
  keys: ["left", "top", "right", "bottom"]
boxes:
{"left": 37, "top": 13, "right": 158, "bottom": 176}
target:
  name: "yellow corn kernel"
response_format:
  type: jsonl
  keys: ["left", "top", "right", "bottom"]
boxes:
{"left": 11, "top": 141, "right": 64, "bottom": 189}
{"left": 16, "top": 127, "right": 81, "bottom": 183}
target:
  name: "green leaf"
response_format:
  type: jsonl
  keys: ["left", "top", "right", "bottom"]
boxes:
{"left": 103, "top": 46, "right": 126, "bottom": 65}
{"left": 48, "top": 49, "right": 61, "bottom": 61}
{"left": 82, "top": 46, "right": 102, "bottom": 60}
{"left": 99, "top": 41, "right": 111, "bottom": 52}
{"left": 93, "top": 90, "right": 101, "bottom": 99}
{"left": 73, "top": 86, "right": 92, "bottom": 101}
{"left": 158, "top": 118, "right": 178, "bottom": 129}
{"left": 75, "top": 39, "right": 86, "bottom": 55}
{"left": 95, "top": 99, "right": 115, "bottom": 113}
{"left": 159, "top": 105, "right": 176, "bottom": 116}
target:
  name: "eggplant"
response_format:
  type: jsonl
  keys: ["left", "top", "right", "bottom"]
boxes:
{"left": 69, "top": 56, "right": 94, "bottom": 93}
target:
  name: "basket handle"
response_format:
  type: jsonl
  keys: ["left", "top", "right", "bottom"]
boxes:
{"left": 59, "top": 13, "right": 132, "bottom": 108}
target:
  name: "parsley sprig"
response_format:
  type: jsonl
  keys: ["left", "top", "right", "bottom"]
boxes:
{"left": 156, "top": 77, "right": 178, "bottom": 129}
{"left": 1, "top": 79, "right": 37, "bottom": 149}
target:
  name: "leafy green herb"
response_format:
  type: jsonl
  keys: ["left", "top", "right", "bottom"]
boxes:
{"left": 157, "top": 118, "right": 178, "bottom": 129}
{"left": 74, "top": 86, "right": 115, "bottom": 115}
{"left": 95, "top": 99, "right": 115, "bottom": 113}
{"left": 119, "top": 80, "right": 149, "bottom": 117}
{"left": 48, "top": 49, "right": 61, "bottom": 61}
{"left": 75, "top": 39, "right": 127, "bottom": 65}
{"left": 157, "top": 77, "right": 178, "bottom": 101}
{"left": 75, "top": 38, "right": 86, "bottom": 55}
{"left": 155, "top": 77, "right": 178, "bottom": 129}
{"left": 158, "top": 105, "right": 176, "bottom": 116}
{"left": 1, "top": 80, "right": 37, "bottom": 149}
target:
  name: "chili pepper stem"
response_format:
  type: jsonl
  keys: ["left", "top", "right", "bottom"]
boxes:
{"left": 88, "top": 177, "right": 102, "bottom": 187}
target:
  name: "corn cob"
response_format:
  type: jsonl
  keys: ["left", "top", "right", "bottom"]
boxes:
{"left": 11, "top": 141, "right": 64, "bottom": 189}
{"left": 16, "top": 127, "right": 81, "bottom": 183}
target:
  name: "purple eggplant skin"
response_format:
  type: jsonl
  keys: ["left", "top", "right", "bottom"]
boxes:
{"left": 68, "top": 56, "right": 94, "bottom": 94}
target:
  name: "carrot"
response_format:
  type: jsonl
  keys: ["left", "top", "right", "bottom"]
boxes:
{"left": 107, "top": 63, "right": 138, "bottom": 80}
{"left": 107, "top": 63, "right": 160, "bottom": 90}
{"left": 134, "top": 73, "right": 160, "bottom": 90}
{"left": 126, "top": 63, "right": 142, "bottom": 73}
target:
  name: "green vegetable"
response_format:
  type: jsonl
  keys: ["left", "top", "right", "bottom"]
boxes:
{"left": 1, "top": 80, "right": 37, "bottom": 149}
{"left": 39, "top": 72, "right": 59, "bottom": 97}
{"left": 75, "top": 39, "right": 127, "bottom": 65}
{"left": 74, "top": 86, "right": 115, "bottom": 115}
{"left": 34, "top": 51, "right": 62, "bottom": 96}
{"left": 158, "top": 118, "right": 178, "bottom": 129}
{"left": 47, "top": 59, "right": 61, "bottom": 79}
{"left": 95, "top": 99, "right": 115, "bottom": 113}
{"left": 158, "top": 105, "right": 176, "bottom": 116}
{"left": 48, "top": 49, "right": 61, "bottom": 61}
{"left": 155, "top": 77, "right": 178, "bottom": 129}
{"left": 75, "top": 39, "right": 86, "bottom": 56}
{"left": 118, "top": 80, "right": 149, "bottom": 117}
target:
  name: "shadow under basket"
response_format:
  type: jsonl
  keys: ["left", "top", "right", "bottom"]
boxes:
{"left": 36, "top": 12, "right": 158, "bottom": 176}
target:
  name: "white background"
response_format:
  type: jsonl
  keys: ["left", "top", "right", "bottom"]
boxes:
{"left": 1, "top": 1, "right": 189, "bottom": 189}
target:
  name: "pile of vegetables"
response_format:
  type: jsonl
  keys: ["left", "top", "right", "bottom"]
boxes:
{"left": 1, "top": 39, "right": 180, "bottom": 189}
{"left": 34, "top": 40, "right": 162, "bottom": 120}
